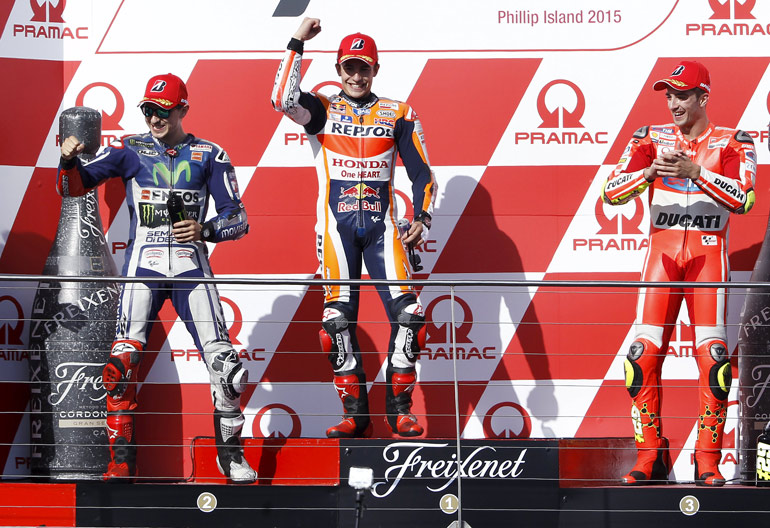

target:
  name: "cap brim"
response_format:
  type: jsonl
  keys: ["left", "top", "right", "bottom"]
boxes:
{"left": 338, "top": 55, "right": 376, "bottom": 66}
{"left": 653, "top": 79, "right": 694, "bottom": 91}
{"left": 138, "top": 97, "right": 177, "bottom": 109}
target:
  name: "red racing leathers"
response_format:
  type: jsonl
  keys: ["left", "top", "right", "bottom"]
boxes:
{"left": 271, "top": 38, "right": 436, "bottom": 437}
{"left": 602, "top": 122, "right": 756, "bottom": 485}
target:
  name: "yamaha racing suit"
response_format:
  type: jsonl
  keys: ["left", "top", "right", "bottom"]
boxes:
{"left": 57, "top": 132, "right": 252, "bottom": 478}
{"left": 271, "top": 38, "right": 436, "bottom": 436}
{"left": 602, "top": 122, "right": 756, "bottom": 483}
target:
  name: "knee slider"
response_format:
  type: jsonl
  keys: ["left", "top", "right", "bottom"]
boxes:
{"left": 624, "top": 341, "right": 645, "bottom": 398}
{"left": 322, "top": 306, "right": 352, "bottom": 369}
{"left": 707, "top": 342, "right": 731, "bottom": 401}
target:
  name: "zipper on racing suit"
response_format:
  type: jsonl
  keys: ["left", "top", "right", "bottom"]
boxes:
{"left": 167, "top": 147, "right": 176, "bottom": 275}
{"left": 356, "top": 114, "right": 365, "bottom": 238}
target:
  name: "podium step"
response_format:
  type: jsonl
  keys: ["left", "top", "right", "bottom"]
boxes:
{"left": 190, "top": 437, "right": 340, "bottom": 485}
{"left": 558, "top": 437, "right": 637, "bottom": 487}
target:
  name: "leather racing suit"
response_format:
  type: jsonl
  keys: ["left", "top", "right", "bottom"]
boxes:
{"left": 57, "top": 132, "right": 254, "bottom": 482}
{"left": 602, "top": 122, "right": 756, "bottom": 485}
{"left": 271, "top": 38, "right": 436, "bottom": 437}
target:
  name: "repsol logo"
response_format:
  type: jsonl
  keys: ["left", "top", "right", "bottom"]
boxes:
{"left": 331, "top": 158, "right": 390, "bottom": 168}
{"left": 330, "top": 123, "right": 394, "bottom": 138}
{"left": 654, "top": 212, "right": 722, "bottom": 229}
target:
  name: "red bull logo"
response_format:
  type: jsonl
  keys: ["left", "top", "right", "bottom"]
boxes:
{"left": 339, "top": 183, "right": 381, "bottom": 200}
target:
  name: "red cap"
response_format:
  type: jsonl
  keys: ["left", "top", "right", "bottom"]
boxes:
{"left": 653, "top": 60, "right": 711, "bottom": 93}
{"left": 138, "top": 73, "right": 189, "bottom": 109}
{"left": 337, "top": 33, "right": 378, "bottom": 66}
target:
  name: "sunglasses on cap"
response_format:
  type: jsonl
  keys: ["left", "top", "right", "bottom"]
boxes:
{"left": 141, "top": 104, "right": 175, "bottom": 119}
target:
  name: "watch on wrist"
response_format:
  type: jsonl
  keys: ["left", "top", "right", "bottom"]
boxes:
{"left": 414, "top": 211, "right": 432, "bottom": 229}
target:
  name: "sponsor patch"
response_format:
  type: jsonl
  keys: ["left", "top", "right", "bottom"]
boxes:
{"left": 708, "top": 136, "right": 730, "bottom": 149}
{"left": 352, "top": 107, "right": 371, "bottom": 116}
{"left": 378, "top": 102, "right": 398, "bottom": 110}
{"left": 701, "top": 235, "right": 718, "bottom": 246}
{"left": 374, "top": 118, "right": 395, "bottom": 127}
{"left": 330, "top": 113, "right": 353, "bottom": 123}
{"left": 190, "top": 144, "right": 213, "bottom": 152}
{"left": 137, "top": 149, "right": 159, "bottom": 157}
{"left": 191, "top": 151, "right": 203, "bottom": 162}
{"left": 330, "top": 103, "right": 347, "bottom": 113}
{"left": 377, "top": 109, "right": 396, "bottom": 118}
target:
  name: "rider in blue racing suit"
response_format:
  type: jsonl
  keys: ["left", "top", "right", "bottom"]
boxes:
{"left": 57, "top": 73, "right": 255, "bottom": 483}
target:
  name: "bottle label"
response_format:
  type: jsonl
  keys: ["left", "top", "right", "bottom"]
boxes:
{"left": 757, "top": 440, "right": 770, "bottom": 483}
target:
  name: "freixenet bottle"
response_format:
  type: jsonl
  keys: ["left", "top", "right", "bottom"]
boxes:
{"left": 29, "top": 107, "right": 118, "bottom": 480}
{"left": 737, "top": 208, "right": 770, "bottom": 484}
{"left": 757, "top": 421, "right": 770, "bottom": 487}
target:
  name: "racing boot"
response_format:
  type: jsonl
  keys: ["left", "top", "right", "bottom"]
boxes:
{"left": 622, "top": 436, "right": 670, "bottom": 485}
{"left": 694, "top": 450, "right": 725, "bottom": 487}
{"left": 103, "top": 413, "right": 137, "bottom": 482}
{"left": 694, "top": 340, "right": 729, "bottom": 487}
{"left": 214, "top": 410, "right": 257, "bottom": 484}
{"left": 326, "top": 371, "right": 371, "bottom": 438}
{"left": 385, "top": 367, "right": 424, "bottom": 437}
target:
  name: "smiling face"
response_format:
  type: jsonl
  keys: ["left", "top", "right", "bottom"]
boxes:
{"left": 335, "top": 59, "right": 379, "bottom": 99}
{"left": 665, "top": 87, "right": 708, "bottom": 136}
{"left": 143, "top": 104, "right": 189, "bottom": 146}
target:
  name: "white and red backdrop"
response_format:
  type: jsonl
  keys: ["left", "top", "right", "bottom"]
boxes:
{"left": 1, "top": 0, "right": 769, "bottom": 482}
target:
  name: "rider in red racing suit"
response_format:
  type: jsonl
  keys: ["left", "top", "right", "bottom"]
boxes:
{"left": 57, "top": 74, "right": 256, "bottom": 483}
{"left": 271, "top": 18, "right": 436, "bottom": 438}
{"left": 602, "top": 60, "right": 756, "bottom": 486}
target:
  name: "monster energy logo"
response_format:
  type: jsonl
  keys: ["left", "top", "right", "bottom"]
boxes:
{"left": 139, "top": 203, "right": 166, "bottom": 228}
{"left": 153, "top": 160, "right": 192, "bottom": 186}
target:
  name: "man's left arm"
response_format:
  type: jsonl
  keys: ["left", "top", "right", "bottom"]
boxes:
{"left": 694, "top": 131, "right": 757, "bottom": 214}
{"left": 395, "top": 105, "right": 436, "bottom": 247}
{"left": 199, "top": 145, "right": 249, "bottom": 243}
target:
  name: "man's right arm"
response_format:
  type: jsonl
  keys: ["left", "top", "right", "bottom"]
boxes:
{"left": 602, "top": 126, "right": 656, "bottom": 205}
{"left": 270, "top": 19, "right": 326, "bottom": 133}
{"left": 57, "top": 136, "right": 135, "bottom": 197}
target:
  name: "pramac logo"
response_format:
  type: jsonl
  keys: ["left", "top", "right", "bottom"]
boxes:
{"left": 537, "top": 80, "right": 585, "bottom": 129}
{"left": 423, "top": 295, "right": 496, "bottom": 361}
{"left": 514, "top": 79, "right": 608, "bottom": 145}
{"left": 0, "top": 296, "right": 24, "bottom": 346}
{"left": 30, "top": 0, "right": 65, "bottom": 23}
{"left": 75, "top": 83, "right": 125, "bottom": 145}
{"left": 708, "top": 0, "right": 756, "bottom": 19}
{"left": 483, "top": 402, "right": 532, "bottom": 439}
{"left": 13, "top": 0, "right": 88, "bottom": 39}
{"left": 687, "top": 0, "right": 768, "bottom": 35}
{"left": 253, "top": 404, "right": 302, "bottom": 438}
{"left": 573, "top": 196, "right": 648, "bottom": 252}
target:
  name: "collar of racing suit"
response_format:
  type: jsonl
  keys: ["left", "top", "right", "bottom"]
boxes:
{"left": 338, "top": 91, "right": 378, "bottom": 109}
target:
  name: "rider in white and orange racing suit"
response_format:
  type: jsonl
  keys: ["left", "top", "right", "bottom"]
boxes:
{"left": 57, "top": 73, "right": 256, "bottom": 483}
{"left": 602, "top": 60, "right": 756, "bottom": 486}
{"left": 271, "top": 18, "right": 436, "bottom": 438}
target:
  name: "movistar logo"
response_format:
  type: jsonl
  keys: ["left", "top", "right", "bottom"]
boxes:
{"left": 152, "top": 160, "right": 192, "bottom": 186}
